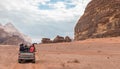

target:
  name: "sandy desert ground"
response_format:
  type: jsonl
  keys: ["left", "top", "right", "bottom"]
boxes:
{"left": 0, "top": 37, "right": 120, "bottom": 69}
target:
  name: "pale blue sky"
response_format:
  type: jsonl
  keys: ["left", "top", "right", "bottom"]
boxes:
{"left": 0, "top": 0, "right": 91, "bottom": 43}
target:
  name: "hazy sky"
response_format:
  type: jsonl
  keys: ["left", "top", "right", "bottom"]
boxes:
{"left": 0, "top": 0, "right": 91, "bottom": 43}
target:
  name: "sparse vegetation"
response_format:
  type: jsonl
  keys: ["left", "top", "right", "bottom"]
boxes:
{"left": 67, "top": 59, "right": 80, "bottom": 63}
{"left": 97, "top": 50, "right": 102, "bottom": 53}
{"left": 61, "top": 63, "right": 65, "bottom": 67}
{"left": 107, "top": 57, "right": 110, "bottom": 59}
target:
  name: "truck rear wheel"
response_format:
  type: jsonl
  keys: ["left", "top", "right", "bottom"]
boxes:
{"left": 18, "top": 59, "right": 25, "bottom": 63}
{"left": 18, "top": 59, "right": 21, "bottom": 63}
{"left": 32, "top": 59, "right": 35, "bottom": 63}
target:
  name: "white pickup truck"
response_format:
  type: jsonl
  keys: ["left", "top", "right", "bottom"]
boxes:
{"left": 18, "top": 51, "right": 35, "bottom": 63}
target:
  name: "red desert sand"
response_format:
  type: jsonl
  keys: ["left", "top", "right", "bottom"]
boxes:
{"left": 0, "top": 37, "right": 120, "bottom": 69}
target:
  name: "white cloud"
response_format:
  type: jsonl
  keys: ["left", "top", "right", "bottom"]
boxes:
{"left": 0, "top": 0, "right": 91, "bottom": 43}
{"left": 52, "top": 2, "right": 66, "bottom": 9}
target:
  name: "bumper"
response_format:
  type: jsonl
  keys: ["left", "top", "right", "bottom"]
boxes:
{"left": 19, "top": 57, "right": 35, "bottom": 60}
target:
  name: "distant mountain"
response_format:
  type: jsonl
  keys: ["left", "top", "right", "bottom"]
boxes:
{"left": 0, "top": 23, "right": 32, "bottom": 45}
{"left": 75, "top": 0, "right": 120, "bottom": 40}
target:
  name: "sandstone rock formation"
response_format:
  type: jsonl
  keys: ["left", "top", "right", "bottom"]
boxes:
{"left": 41, "top": 35, "right": 72, "bottom": 44}
{"left": 65, "top": 36, "right": 72, "bottom": 42}
{"left": 0, "top": 23, "right": 32, "bottom": 45}
{"left": 41, "top": 38, "right": 52, "bottom": 43}
{"left": 53, "top": 35, "right": 65, "bottom": 43}
{"left": 75, "top": 0, "right": 120, "bottom": 40}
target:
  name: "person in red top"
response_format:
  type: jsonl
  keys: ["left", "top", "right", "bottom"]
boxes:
{"left": 29, "top": 44, "right": 36, "bottom": 52}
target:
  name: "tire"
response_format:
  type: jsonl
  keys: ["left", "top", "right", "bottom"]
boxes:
{"left": 21, "top": 60, "right": 25, "bottom": 63}
{"left": 19, "top": 59, "right": 25, "bottom": 63}
{"left": 18, "top": 59, "right": 21, "bottom": 63}
{"left": 32, "top": 59, "right": 35, "bottom": 63}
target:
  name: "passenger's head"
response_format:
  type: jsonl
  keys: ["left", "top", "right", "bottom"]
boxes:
{"left": 32, "top": 44, "right": 35, "bottom": 47}
{"left": 20, "top": 43, "right": 24, "bottom": 46}
{"left": 25, "top": 45, "right": 27, "bottom": 47}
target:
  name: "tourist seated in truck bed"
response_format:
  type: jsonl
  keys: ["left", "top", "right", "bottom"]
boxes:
{"left": 19, "top": 44, "right": 30, "bottom": 52}
{"left": 24, "top": 45, "right": 29, "bottom": 52}
{"left": 29, "top": 44, "right": 36, "bottom": 53}
{"left": 19, "top": 44, "right": 25, "bottom": 52}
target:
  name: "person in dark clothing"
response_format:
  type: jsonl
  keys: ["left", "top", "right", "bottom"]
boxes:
{"left": 24, "top": 45, "right": 29, "bottom": 52}
{"left": 19, "top": 43, "right": 25, "bottom": 52}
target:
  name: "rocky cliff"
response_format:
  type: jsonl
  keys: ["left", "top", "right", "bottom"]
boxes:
{"left": 75, "top": 0, "right": 120, "bottom": 40}
{"left": 0, "top": 23, "right": 32, "bottom": 45}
